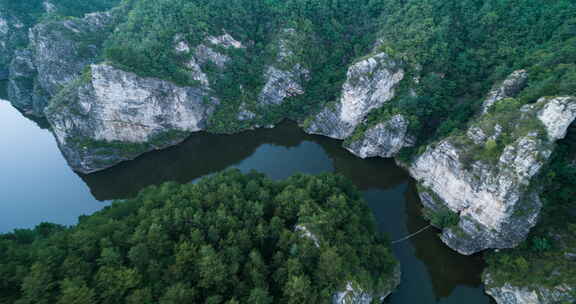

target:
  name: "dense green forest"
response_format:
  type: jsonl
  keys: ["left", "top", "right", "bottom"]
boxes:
{"left": 0, "top": 170, "right": 397, "bottom": 304}
{"left": 0, "top": 0, "right": 120, "bottom": 25}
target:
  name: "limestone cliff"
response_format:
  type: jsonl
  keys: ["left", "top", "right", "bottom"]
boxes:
{"left": 8, "top": 10, "right": 118, "bottom": 116}
{"left": 344, "top": 114, "right": 414, "bottom": 159}
{"left": 409, "top": 96, "right": 576, "bottom": 254}
{"left": 484, "top": 275, "right": 575, "bottom": 304}
{"left": 45, "top": 63, "right": 217, "bottom": 173}
{"left": 258, "top": 28, "right": 310, "bottom": 106}
{"left": 305, "top": 52, "right": 404, "bottom": 140}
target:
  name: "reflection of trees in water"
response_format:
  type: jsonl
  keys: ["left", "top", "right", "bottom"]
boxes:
{"left": 404, "top": 181, "right": 486, "bottom": 300}
{"left": 79, "top": 121, "right": 409, "bottom": 201}
{"left": 79, "top": 122, "right": 305, "bottom": 200}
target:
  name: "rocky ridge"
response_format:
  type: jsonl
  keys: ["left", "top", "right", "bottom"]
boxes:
{"left": 409, "top": 94, "right": 576, "bottom": 255}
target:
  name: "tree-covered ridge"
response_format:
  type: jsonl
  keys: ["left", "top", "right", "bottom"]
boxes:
{"left": 484, "top": 135, "right": 576, "bottom": 290}
{"left": 0, "top": 0, "right": 121, "bottom": 25}
{"left": 0, "top": 170, "right": 398, "bottom": 304}
{"left": 365, "top": 0, "right": 574, "bottom": 148}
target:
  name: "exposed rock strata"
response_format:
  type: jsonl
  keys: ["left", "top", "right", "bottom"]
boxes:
{"left": 258, "top": 28, "right": 310, "bottom": 106}
{"left": 7, "top": 10, "right": 117, "bottom": 116}
{"left": 484, "top": 274, "right": 575, "bottom": 304}
{"left": 305, "top": 52, "right": 404, "bottom": 139}
{"left": 410, "top": 96, "right": 576, "bottom": 254}
{"left": 344, "top": 114, "right": 414, "bottom": 158}
{"left": 45, "top": 64, "right": 217, "bottom": 173}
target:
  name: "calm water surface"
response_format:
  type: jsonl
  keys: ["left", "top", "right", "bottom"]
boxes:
{"left": 0, "top": 99, "right": 492, "bottom": 303}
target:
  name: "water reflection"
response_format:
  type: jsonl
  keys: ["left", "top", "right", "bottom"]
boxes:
{"left": 79, "top": 122, "right": 407, "bottom": 201}
{"left": 1, "top": 102, "right": 491, "bottom": 303}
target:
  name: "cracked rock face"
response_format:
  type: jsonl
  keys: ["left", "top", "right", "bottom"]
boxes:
{"left": 482, "top": 70, "right": 528, "bottom": 114}
{"left": 174, "top": 32, "right": 244, "bottom": 87}
{"left": 7, "top": 10, "right": 117, "bottom": 116}
{"left": 258, "top": 28, "right": 310, "bottom": 106}
{"left": 305, "top": 52, "right": 404, "bottom": 139}
{"left": 345, "top": 114, "right": 414, "bottom": 158}
{"left": 45, "top": 64, "right": 217, "bottom": 173}
{"left": 410, "top": 96, "right": 576, "bottom": 254}
{"left": 484, "top": 275, "right": 575, "bottom": 304}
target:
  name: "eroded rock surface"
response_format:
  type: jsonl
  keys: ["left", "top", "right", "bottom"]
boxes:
{"left": 45, "top": 64, "right": 217, "bottom": 173}
{"left": 484, "top": 275, "right": 575, "bottom": 304}
{"left": 305, "top": 52, "right": 404, "bottom": 139}
{"left": 8, "top": 10, "right": 118, "bottom": 116}
{"left": 258, "top": 29, "right": 310, "bottom": 106}
{"left": 345, "top": 114, "right": 414, "bottom": 158}
{"left": 410, "top": 96, "right": 576, "bottom": 254}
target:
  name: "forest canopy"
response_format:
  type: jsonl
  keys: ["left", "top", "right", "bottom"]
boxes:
{"left": 0, "top": 170, "right": 398, "bottom": 304}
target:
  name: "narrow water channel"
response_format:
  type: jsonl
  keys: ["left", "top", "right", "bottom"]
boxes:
{"left": 0, "top": 99, "right": 492, "bottom": 303}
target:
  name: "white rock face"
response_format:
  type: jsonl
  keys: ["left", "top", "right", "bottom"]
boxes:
{"left": 258, "top": 28, "right": 310, "bottom": 106}
{"left": 8, "top": 10, "right": 118, "bottom": 116}
{"left": 482, "top": 70, "right": 528, "bottom": 114}
{"left": 484, "top": 275, "right": 575, "bottom": 304}
{"left": 537, "top": 96, "right": 576, "bottom": 140}
{"left": 410, "top": 96, "right": 576, "bottom": 254}
{"left": 306, "top": 52, "right": 404, "bottom": 139}
{"left": 174, "top": 32, "right": 244, "bottom": 86}
{"left": 345, "top": 114, "right": 414, "bottom": 158}
{"left": 45, "top": 64, "right": 217, "bottom": 173}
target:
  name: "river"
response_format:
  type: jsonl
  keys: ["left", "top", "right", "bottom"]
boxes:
{"left": 0, "top": 99, "right": 493, "bottom": 303}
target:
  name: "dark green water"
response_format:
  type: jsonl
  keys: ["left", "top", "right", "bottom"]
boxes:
{"left": 0, "top": 99, "right": 492, "bottom": 303}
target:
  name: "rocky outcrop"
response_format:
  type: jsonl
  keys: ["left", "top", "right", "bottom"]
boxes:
{"left": 410, "top": 96, "right": 576, "bottom": 254}
{"left": 344, "top": 114, "right": 414, "bottom": 158}
{"left": 482, "top": 70, "right": 528, "bottom": 114}
{"left": 305, "top": 52, "right": 404, "bottom": 140}
{"left": 484, "top": 275, "right": 575, "bottom": 304}
{"left": 258, "top": 28, "right": 310, "bottom": 106}
{"left": 45, "top": 63, "right": 217, "bottom": 173}
{"left": 7, "top": 10, "right": 118, "bottom": 116}
{"left": 174, "top": 31, "right": 245, "bottom": 87}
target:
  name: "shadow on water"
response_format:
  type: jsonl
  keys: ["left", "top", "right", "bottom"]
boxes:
{"left": 77, "top": 120, "right": 491, "bottom": 304}
{"left": 79, "top": 121, "right": 407, "bottom": 200}
{"left": 1, "top": 101, "right": 491, "bottom": 304}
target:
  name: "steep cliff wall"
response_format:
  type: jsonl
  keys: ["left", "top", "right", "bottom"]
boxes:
{"left": 305, "top": 52, "right": 404, "bottom": 140}
{"left": 7, "top": 10, "right": 118, "bottom": 116}
{"left": 409, "top": 95, "right": 576, "bottom": 254}
{"left": 45, "top": 63, "right": 217, "bottom": 173}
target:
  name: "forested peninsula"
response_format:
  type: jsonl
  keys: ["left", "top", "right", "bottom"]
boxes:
{"left": 0, "top": 170, "right": 399, "bottom": 304}
{"left": 1, "top": 0, "right": 575, "bottom": 303}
